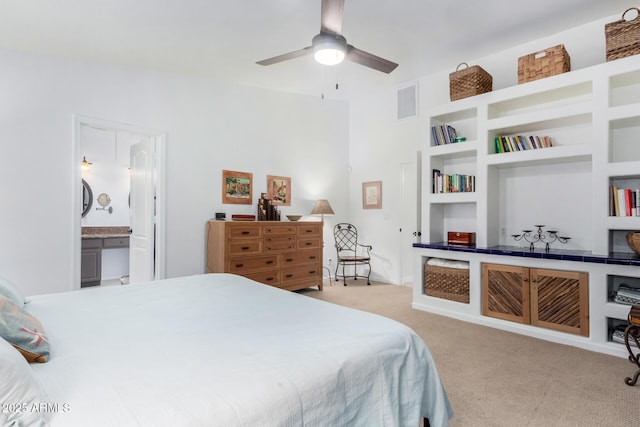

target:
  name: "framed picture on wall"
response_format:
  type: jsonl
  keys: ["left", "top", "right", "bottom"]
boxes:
{"left": 266, "top": 175, "right": 291, "bottom": 206}
{"left": 222, "top": 170, "right": 253, "bottom": 204}
{"left": 362, "top": 181, "right": 382, "bottom": 209}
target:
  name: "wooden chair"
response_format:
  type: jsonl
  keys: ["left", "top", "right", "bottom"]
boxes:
{"left": 333, "top": 223, "right": 372, "bottom": 286}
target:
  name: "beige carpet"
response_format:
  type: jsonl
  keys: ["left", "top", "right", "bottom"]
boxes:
{"left": 300, "top": 280, "right": 640, "bottom": 427}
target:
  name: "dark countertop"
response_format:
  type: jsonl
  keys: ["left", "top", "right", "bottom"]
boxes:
{"left": 82, "top": 226, "right": 130, "bottom": 239}
{"left": 413, "top": 242, "right": 640, "bottom": 266}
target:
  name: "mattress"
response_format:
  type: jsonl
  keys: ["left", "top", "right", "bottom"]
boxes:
{"left": 25, "top": 273, "right": 452, "bottom": 426}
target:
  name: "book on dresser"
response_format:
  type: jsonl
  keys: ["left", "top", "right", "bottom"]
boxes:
{"left": 205, "top": 220, "right": 324, "bottom": 292}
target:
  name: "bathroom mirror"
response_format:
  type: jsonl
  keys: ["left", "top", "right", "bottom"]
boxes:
{"left": 82, "top": 179, "right": 93, "bottom": 218}
{"left": 97, "top": 193, "right": 111, "bottom": 207}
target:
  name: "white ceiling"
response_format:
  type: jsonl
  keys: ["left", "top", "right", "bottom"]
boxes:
{"left": 0, "top": 0, "right": 633, "bottom": 100}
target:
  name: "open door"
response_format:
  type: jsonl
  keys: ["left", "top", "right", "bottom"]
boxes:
{"left": 129, "top": 139, "right": 155, "bottom": 283}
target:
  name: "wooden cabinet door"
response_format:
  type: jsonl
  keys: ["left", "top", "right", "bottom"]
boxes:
{"left": 530, "top": 268, "right": 589, "bottom": 337}
{"left": 482, "top": 263, "right": 530, "bottom": 324}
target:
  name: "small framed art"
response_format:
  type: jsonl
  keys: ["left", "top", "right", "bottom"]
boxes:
{"left": 362, "top": 181, "right": 382, "bottom": 209}
{"left": 222, "top": 170, "right": 252, "bottom": 204}
{"left": 266, "top": 175, "right": 291, "bottom": 206}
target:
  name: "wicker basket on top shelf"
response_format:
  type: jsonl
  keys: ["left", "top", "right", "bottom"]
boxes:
{"left": 518, "top": 44, "right": 570, "bottom": 84}
{"left": 449, "top": 63, "right": 492, "bottom": 101}
{"left": 627, "top": 232, "right": 640, "bottom": 256}
{"left": 605, "top": 8, "right": 640, "bottom": 62}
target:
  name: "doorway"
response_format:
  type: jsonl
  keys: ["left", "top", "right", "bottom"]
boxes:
{"left": 72, "top": 115, "right": 166, "bottom": 290}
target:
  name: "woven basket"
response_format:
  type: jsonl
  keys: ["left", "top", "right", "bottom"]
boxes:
{"left": 449, "top": 63, "right": 492, "bottom": 101}
{"left": 627, "top": 232, "right": 640, "bottom": 256}
{"left": 518, "top": 44, "right": 570, "bottom": 84}
{"left": 424, "top": 263, "right": 470, "bottom": 303}
{"left": 606, "top": 8, "right": 640, "bottom": 62}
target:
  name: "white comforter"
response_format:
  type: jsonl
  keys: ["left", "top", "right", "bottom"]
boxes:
{"left": 26, "top": 273, "right": 452, "bottom": 426}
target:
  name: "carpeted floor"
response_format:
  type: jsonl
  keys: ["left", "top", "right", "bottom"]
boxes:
{"left": 300, "top": 280, "right": 640, "bottom": 427}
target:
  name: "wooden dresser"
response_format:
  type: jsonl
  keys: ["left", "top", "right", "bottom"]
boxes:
{"left": 206, "top": 221, "right": 323, "bottom": 291}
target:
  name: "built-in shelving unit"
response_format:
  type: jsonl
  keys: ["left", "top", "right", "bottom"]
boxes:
{"left": 414, "top": 55, "right": 640, "bottom": 358}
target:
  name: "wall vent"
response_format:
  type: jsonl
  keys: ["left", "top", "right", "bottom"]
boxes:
{"left": 397, "top": 83, "right": 418, "bottom": 120}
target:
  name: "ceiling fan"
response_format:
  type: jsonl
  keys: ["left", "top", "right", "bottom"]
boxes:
{"left": 256, "top": 0, "right": 398, "bottom": 74}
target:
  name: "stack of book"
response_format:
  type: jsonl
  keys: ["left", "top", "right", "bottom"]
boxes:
{"left": 432, "top": 169, "right": 476, "bottom": 193}
{"left": 431, "top": 124, "right": 458, "bottom": 145}
{"left": 494, "top": 135, "right": 552, "bottom": 153}
{"left": 610, "top": 186, "right": 640, "bottom": 216}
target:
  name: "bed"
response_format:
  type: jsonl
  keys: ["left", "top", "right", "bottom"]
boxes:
{"left": 2, "top": 273, "right": 452, "bottom": 426}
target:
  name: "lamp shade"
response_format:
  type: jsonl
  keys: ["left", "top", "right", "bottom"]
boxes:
{"left": 310, "top": 199, "right": 335, "bottom": 216}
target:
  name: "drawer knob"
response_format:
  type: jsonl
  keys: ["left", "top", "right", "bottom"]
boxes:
{"left": 309, "top": 256, "right": 317, "bottom": 260}
{"left": 241, "top": 246, "right": 250, "bottom": 251}
{"left": 305, "top": 242, "right": 312, "bottom": 246}
{"left": 242, "top": 231, "right": 250, "bottom": 235}
{"left": 235, "top": 263, "right": 244, "bottom": 268}
{"left": 309, "top": 270, "right": 316, "bottom": 274}
{"left": 266, "top": 260, "right": 274, "bottom": 264}
{"left": 285, "top": 258, "right": 293, "bottom": 262}
{"left": 266, "top": 277, "right": 274, "bottom": 281}
{"left": 286, "top": 274, "right": 293, "bottom": 278}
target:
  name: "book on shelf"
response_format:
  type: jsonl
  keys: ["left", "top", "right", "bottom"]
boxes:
{"left": 432, "top": 169, "right": 475, "bottom": 193}
{"left": 609, "top": 185, "right": 640, "bottom": 216}
{"left": 430, "top": 124, "right": 459, "bottom": 145}
{"left": 494, "top": 134, "right": 552, "bottom": 153}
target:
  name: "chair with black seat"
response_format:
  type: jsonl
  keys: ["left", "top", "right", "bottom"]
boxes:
{"left": 333, "top": 223, "right": 372, "bottom": 286}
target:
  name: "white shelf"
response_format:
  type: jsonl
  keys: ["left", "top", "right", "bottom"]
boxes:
{"left": 604, "top": 302, "right": 633, "bottom": 321}
{"left": 428, "top": 192, "right": 477, "bottom": 204}
{"left": 486, "top": 144, "right": 592, "bottom": 167}
{"left": 427, "top": 140, "right": 478, "bottom": 159}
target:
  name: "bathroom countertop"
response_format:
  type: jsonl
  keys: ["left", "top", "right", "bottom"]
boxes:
{"left": 81, "top": 226, "right": 130, "bottom": 239}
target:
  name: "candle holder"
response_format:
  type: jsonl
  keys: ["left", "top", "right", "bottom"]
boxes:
{"left": 511, "top": 225, "right": 570, "bottom": 253}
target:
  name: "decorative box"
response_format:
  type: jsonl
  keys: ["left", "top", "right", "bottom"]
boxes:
{"left": 518, "top": 44, "right": 570, "bottom": 84}
{"left": 447, "top": 231, "right": 476, "bottom": 246}
{"left": 449, "top": 63, "right": 493, "bottom": 101}
{"left": 424, "top": 259, "right": 470, "bottom": 303}
{"left": 605, "top": 8, "right": 640, "bottom": 62}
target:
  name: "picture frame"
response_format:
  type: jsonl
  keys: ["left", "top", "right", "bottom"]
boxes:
{"left": 222, "top": 170, "right": 252, "bottom": 204}
{"left": 266, "top": 175, "right": 291, "bottom": 206}
{"left": 362, "top": 181, "right": 382, "bottom": 209}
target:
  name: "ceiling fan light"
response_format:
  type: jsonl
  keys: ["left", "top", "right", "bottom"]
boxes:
{"left": 312, "top": 36, "right": 346, "bottom": 65}
{"left": 314, "top": 47, "right": 345, "bottom": 65}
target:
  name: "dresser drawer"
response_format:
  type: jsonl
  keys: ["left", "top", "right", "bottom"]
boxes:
{"left": 282, "top": 265, "right": 321, "bottom": 284}
{"left": 263, "top": 225, "right": 296, "bottom": 235}
{"left": 228, "top": 226, "right": 261, "bottom": 239}
{"left": 297, "top": 237, "right": 321, "bottom": 250}
{"left": 297, "top": 225, "right": 322, "bottom": 237}
{"left": 264, "top": 235, "right": 296, "bottom": 252}
{"left": 245, "top": 271, "right": 281, "bottom": 286}
{"left": 227, "top": 255, "right": 278, "bottom": 273}
{"left": 228, "top": 240, "right": 262, "bottom": 256}
{"left": 282, "top": 250, "right": 321, "bottom": 266}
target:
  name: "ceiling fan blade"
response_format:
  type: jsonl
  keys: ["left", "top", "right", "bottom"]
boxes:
{"left": 256, "top": 46, "right": 313, "bottom": 66}
{"left": 346, "top": 45, "right": 398, "bottom": 74}
{"left": 320, "top": 0, "right": 345, "bottom": 35}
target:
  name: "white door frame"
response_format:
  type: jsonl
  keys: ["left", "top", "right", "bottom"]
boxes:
{"left": 72, "top": 114, "right": 166, "bottom": 290}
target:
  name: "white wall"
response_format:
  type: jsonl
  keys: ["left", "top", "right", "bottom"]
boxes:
{"left": 348, "top": 15, "right": 618, "bottom": 284}
{"left": 0, "top": 49, "right": 349, "bottom": 296}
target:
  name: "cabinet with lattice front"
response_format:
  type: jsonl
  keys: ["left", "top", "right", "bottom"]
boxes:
{"left": 482, "top": 263, "right": 589, "bottom": 337}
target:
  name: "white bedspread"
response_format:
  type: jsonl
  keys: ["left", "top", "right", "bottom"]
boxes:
{"left": 26, "top": 273, "right": 452, "bottom": 426}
